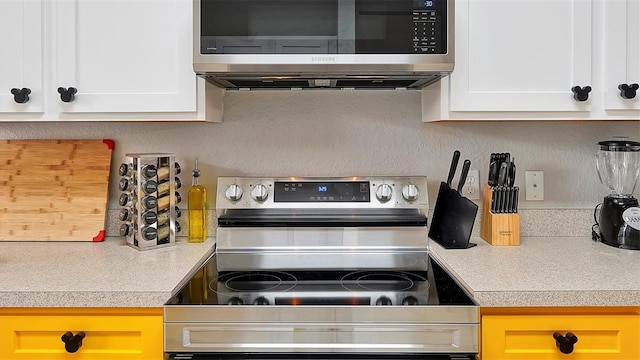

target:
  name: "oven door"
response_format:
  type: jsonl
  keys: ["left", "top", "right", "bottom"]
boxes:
{"left": 198, "top": 0, "right": 448, "bottom": 55}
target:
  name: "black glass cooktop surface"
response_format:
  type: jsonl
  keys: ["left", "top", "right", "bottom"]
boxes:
{"left": 166, "top": 254, "right": 474, "bottom": 307}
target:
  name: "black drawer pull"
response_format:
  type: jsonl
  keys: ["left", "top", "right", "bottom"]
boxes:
{"left": 61, "top": 331, "right": 85, "bottom": 353}
{"left": 57, "top": 87, "right": 77, "bottom": 102}
{"left": 10, "top": 88, "right": 31, "bottom": 103}
{"left": 619, "top": 83, "right": 639, "bottom": 99}
{"left": 553, "top": 331, "right": 578, "bottom": 354}
{"left": 571, "top": 86, "right": 591, "bottom": 102}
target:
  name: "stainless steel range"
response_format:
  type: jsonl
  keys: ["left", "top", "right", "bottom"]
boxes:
{"left": 164, "top": 177, "right": 478, "bottom": 360}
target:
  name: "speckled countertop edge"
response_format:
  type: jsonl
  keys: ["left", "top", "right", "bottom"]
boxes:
{"left": 470, "top": 290, "right": 640, "bottom": 307}
{"left": 429, "top": 236, "right": 640, "bottom": 307}
{"left": 0, "top": 237, "right": 215, "bottom": 308}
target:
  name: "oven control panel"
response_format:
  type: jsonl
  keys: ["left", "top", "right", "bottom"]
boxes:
{"left": 273, "top": 181, "right": 371, "bottom": 203}
{"left": 216, "top": 176, "right": 429, "bottom": 212}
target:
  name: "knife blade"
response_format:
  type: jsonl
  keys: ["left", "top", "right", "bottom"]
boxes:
{"left": 497, "top": 162, "right": 508, "bottom": 186}
{"left": 457, "top": 159, "right": 471, "bottom": 193}
{"left": 447, "top": 150, "right": 461, "bottom": 187}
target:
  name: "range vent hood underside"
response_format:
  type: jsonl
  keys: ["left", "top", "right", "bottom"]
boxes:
{"left": 200, "top": 74, "right": 444, "bottom": 90}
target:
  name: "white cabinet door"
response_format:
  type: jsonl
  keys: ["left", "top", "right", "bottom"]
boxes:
{"left": 54, "top": 0, "right": 196, "bottom": 113}
{"left": 0, "top": 0, "right": 43, "bottom": 113}
{"left": 603, "top": 0, "right": 640, "bottom": 111}
{"left": 449, "top": 0, "right": 592, "bottom": 112}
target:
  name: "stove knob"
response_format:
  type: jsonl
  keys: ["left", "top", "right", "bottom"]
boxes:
{"left": 401, "top": 184, "right": 420, "bottom": 202}
{"left": 225, "top": 184, "right": 244, "bottom": 202}
{"left": 402, "top": 296, "right": 419, "bottom": 306}
{"left": 376, "top": 296, "right": 393, "bottom": 306}
{"left": 253, "top": 297, "right": 270, "bottom": 305}
{"left": 251, "top": 184, "right": 269, "bottom": 202}
{"left": 375, "top": 183, "right": 393, "bottom": 203}
{"left": 227, "top": 297, "right": 244, "bottom": 305}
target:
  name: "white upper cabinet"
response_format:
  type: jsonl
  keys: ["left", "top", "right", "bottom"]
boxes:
{"left": 0, "top": 0, "right": 43, "bottom": 113}
{"left": 55, "top": 0, "right": 195, "bottom": 113}
{"left": 603, "top": 0, "right": 640, "bottom": 112}
{"left": 451, "top": 0, "right": 592, "bottom": 112}
{"left": 0, "top": 0, "right": 221, "bottom": 121}
{"left": 423, "top": 0, "right": 640, "bottom": 121}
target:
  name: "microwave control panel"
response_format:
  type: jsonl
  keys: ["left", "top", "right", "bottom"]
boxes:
{"left": 413, "top": 0, "right": 446, "bottom": 53}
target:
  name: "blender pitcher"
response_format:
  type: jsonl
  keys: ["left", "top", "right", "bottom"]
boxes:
{"left": 596, "top": 138, "right": 640, "bottom": 249}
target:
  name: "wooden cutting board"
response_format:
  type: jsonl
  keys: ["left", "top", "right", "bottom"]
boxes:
{"left": 0, "top": 139, "right": 114, "bottom": 241}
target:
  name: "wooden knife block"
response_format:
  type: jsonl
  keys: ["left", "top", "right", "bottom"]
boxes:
{"left": 480, "top": 184, "right": 520, "bottom": 246}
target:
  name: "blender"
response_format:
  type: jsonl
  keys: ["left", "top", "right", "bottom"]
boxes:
{"left": 596, "top": 138, "right": 640, "bottom": 249}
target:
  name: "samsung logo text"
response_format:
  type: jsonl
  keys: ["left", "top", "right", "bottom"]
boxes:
{"left": 311, "top": 56, "right": 336, "bottom": 62}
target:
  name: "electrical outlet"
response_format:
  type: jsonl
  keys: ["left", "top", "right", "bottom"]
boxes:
{"left": 525, "top": 170, "right": 544, "bottom": 200}
{"left": 462, "top": 169, "right": 480, "bottom": 200}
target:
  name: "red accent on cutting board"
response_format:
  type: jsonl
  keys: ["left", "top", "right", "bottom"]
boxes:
{"left": 93, "top": 230, "right": 106, "bottom": 242}
{"left": 102, "top": 139, "right": 115, "bottom": 150}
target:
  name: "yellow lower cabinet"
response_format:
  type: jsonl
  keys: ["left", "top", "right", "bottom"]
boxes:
{"left": 480, "top": 307, "right": 640, "bottom": 360}
{"left": 0, "top": 308, "right": 163, "bottom": 360}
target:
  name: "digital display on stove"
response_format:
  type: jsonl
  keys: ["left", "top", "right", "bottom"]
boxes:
{"left": 274, "top": 181, "right": 370, "bottom": 202}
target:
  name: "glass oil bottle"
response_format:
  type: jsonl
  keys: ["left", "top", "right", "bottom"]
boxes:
{"left": 188, "top": 158, "right": 207, "bottom": 242}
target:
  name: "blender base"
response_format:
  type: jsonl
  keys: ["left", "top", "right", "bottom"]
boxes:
{"left": 599, "top": 197, "right": 640, "bottom": 250}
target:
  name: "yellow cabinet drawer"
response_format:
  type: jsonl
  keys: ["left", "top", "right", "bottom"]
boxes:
{"left": 482, "top": 313, "right": 640, "bottom": 360}
{"left": 0, "top": 308, "right": 163, "bottom": 360}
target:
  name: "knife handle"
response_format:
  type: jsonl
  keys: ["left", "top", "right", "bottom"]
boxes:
{"left": 488, "top": 160, "right": 498, "bottom": 186}
{"left": 490, "top": 186, "right": 497, "bottom": 213}
{"left": 508, "top": 161, "right": 516, "bottom": 187}
{"left": 447, "top": 150, "right": 460, "bottom": 187}
{"left": 497, "top": 162, "right": 508, "bottom": 186}
{"left": 458, "top": 160, "right": 471, "bottom": 193}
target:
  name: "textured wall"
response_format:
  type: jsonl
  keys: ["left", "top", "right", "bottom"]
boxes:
{"left": 1, "top": 90, "right": 639, "bottom": 211}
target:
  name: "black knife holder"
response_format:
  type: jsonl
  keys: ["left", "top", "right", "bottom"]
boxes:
{"left": 428, "top": 182, "right": 478, "bottom": 249}
{"left": 118, "top": 153, "right": 181, "bottom": 250}
{"left": 480, "top": 184, "right": 520, "bottom": 246}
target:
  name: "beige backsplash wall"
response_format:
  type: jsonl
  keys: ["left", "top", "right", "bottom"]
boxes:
{"left": 2, "top": 90, "right": 639, "bottom": 214}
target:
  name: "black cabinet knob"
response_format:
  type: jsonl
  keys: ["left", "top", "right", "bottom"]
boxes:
{"left": 57, "top": 87, "right": 77, "bottom": 102}
{"left": 571, "top": 86, "right": 591, "bottom": 102}
{"left": 10, "top": 88, "right": 31, "bottom": 103}
{"left": 61, "top": 331, "right": 85, "bottom": 353}
{"left": 553, "top": 332, "right": 578, "bottom": 354}
{"left": 618, "top": 83, "right": 639, "bottom": 99}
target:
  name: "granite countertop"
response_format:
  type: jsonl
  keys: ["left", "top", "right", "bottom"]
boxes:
{"left": 429, "top": 236, "right": 640, "bottom": 307}
{"left": 0, "top": 237, "right": 215, "bottom": 307}
{"left": 1, "top": 235, "right": 639, "bottom": 308}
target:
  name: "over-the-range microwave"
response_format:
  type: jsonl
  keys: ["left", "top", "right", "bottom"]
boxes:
{"left": 193, "top": 0, "right": 455, "bottom": 89}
